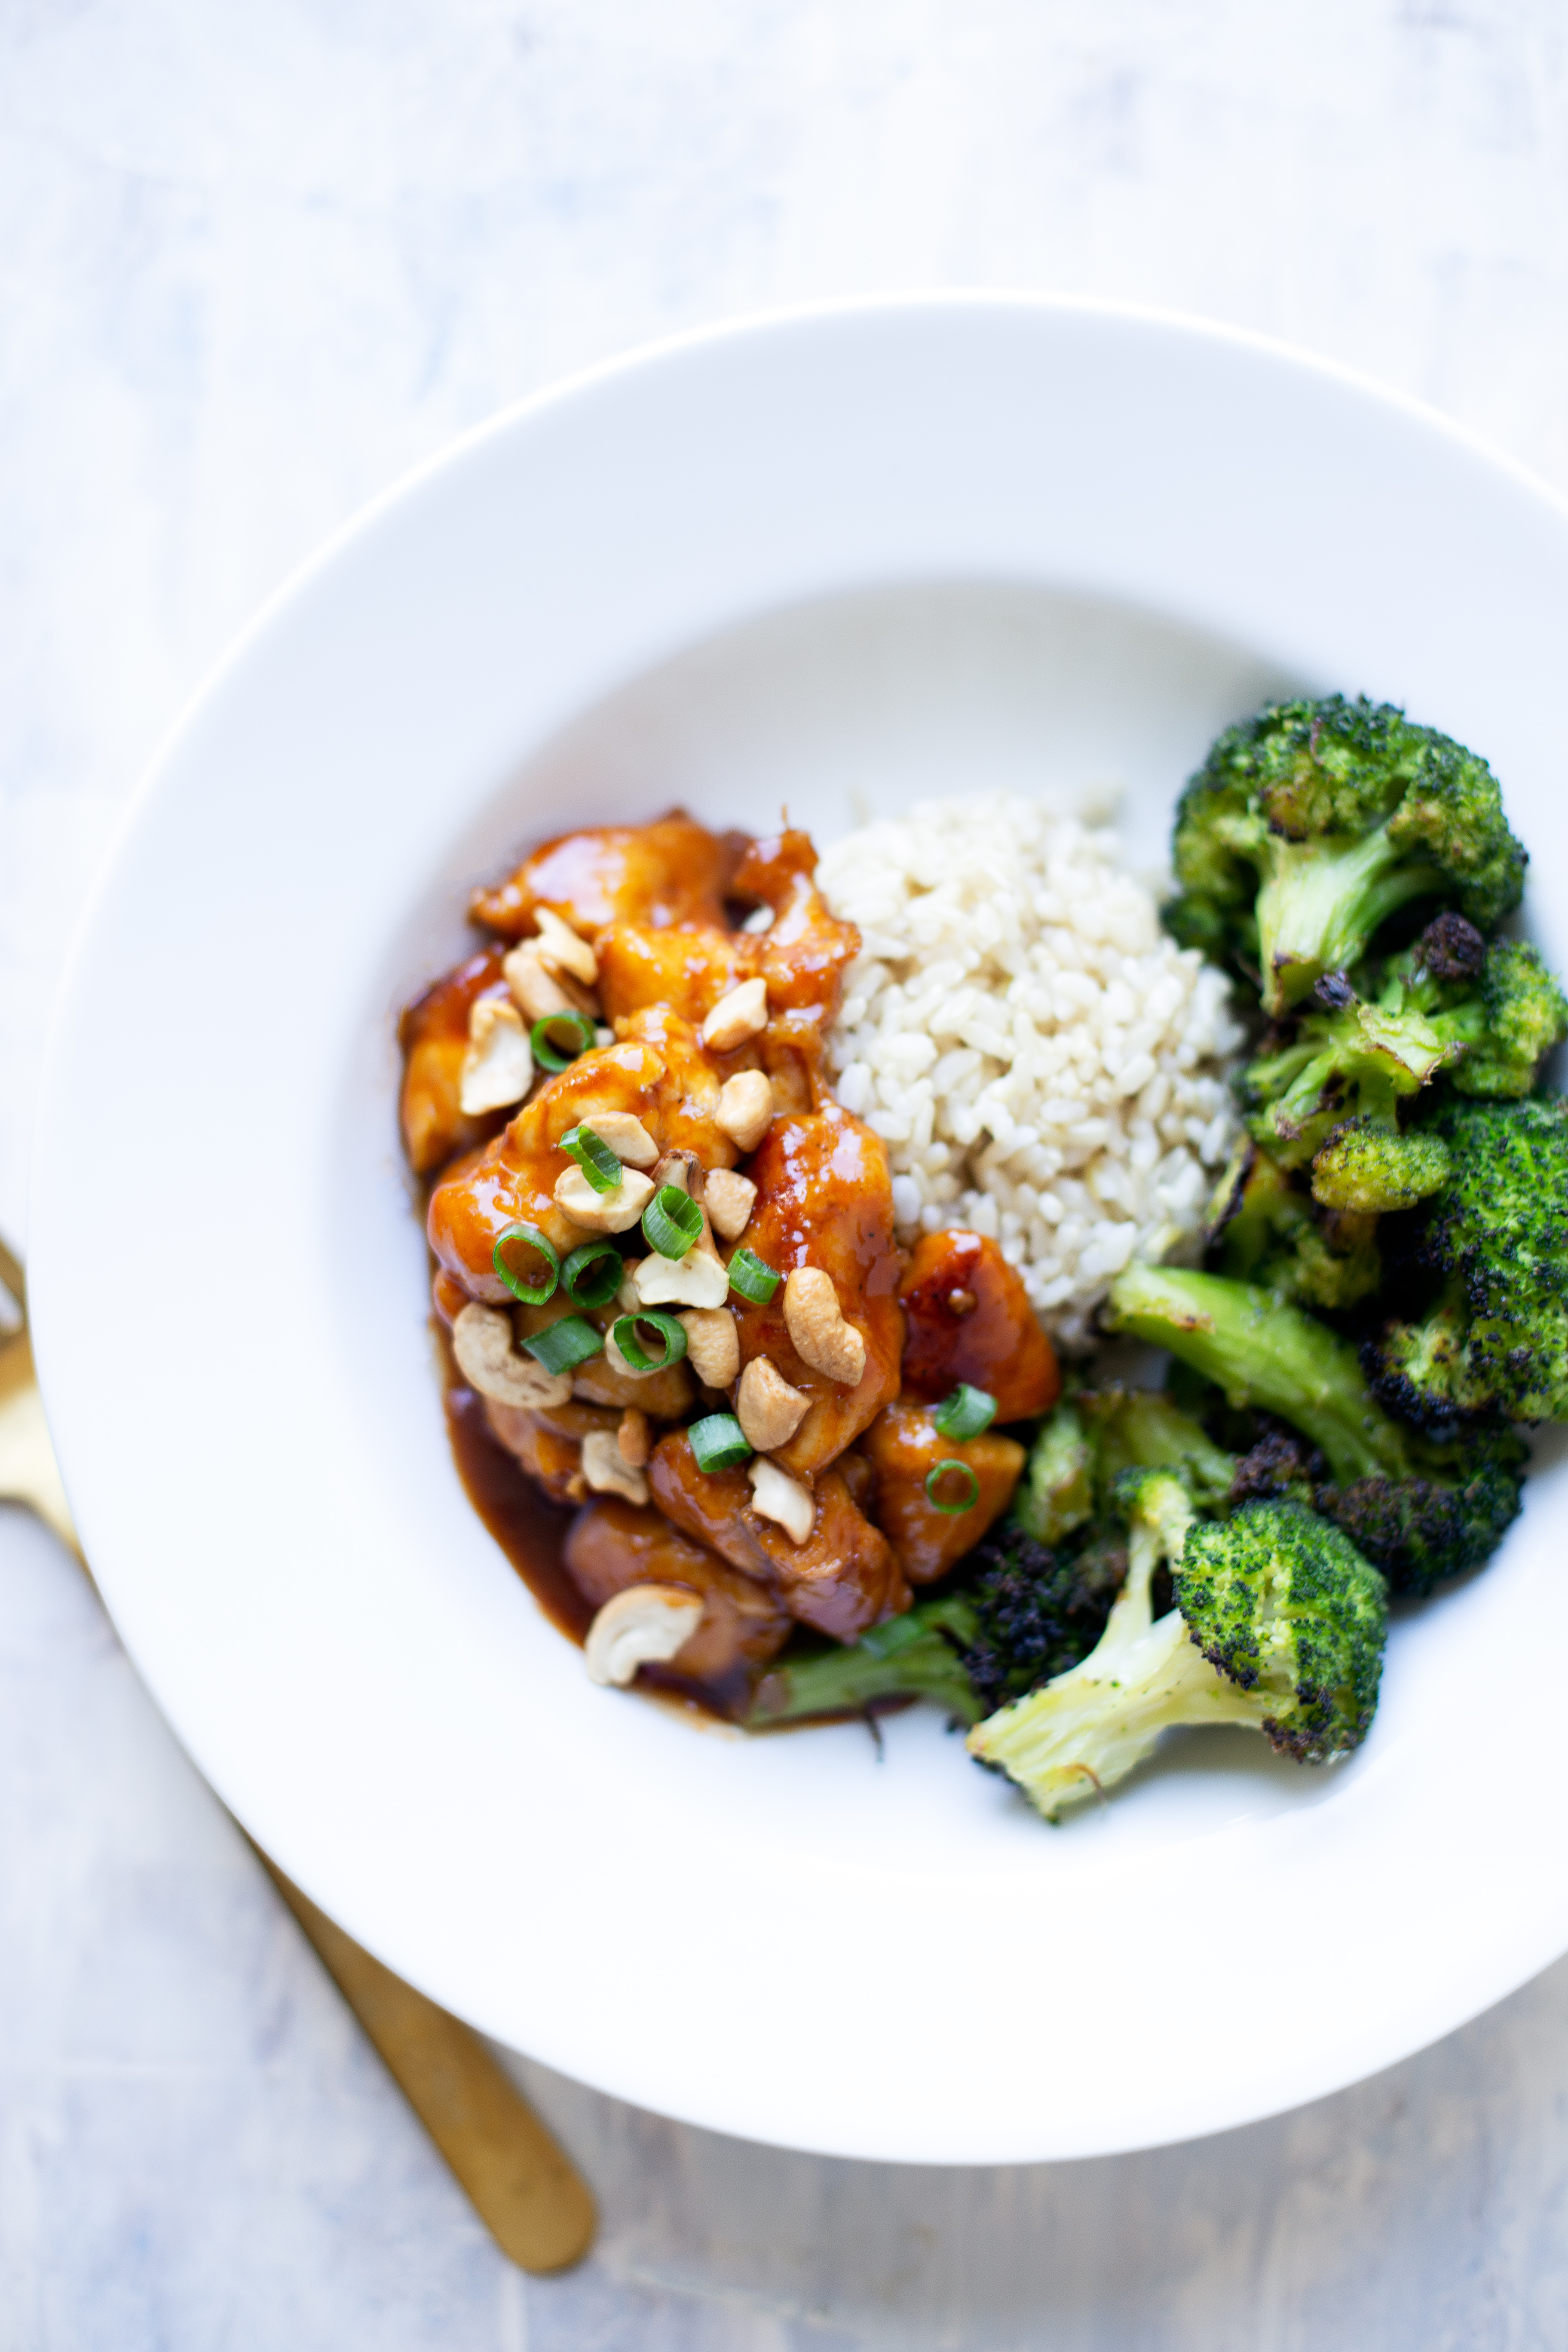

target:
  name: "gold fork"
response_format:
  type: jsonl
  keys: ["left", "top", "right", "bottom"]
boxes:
{"left": 0, "top": 1232, "right": 595, "bottom": 2275}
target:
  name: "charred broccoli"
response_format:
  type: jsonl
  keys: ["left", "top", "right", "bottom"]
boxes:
{"left": 1366, "top": 1093, "right": 1568, "bottom": 1427}
{"left": 1164, "top": 696, "right": 1527, "bottom": 1013}
{"left": 968, "top": 1482, "right": 1387, "bottom": 1819}
{"left": 1013, "top": 1384, "right": 1234, "bottom": 1544}
{"left": 1235, "top": 921, "right": 1565, "bottom": 1213}
{"left": 1205, "top": 1141, "right": 1384, "bottom": 1309}
{"left": 1105, "top": 1260, "right": 1525, "bottom": 1593}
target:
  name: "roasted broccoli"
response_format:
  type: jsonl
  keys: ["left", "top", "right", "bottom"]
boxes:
{"left": 1366, "top": 1093, "right": 1568, "bottom": 1427}
{"left": 1105, "top": 1260, "right": 1525, "bottom": 1593}
{"left": 1013, "top": 1384, "right": 1234, "bottom": 1543}
{"left": 1164, "top": 696, "right": 1527, "bottom": 1014}
{"left": 968, "top": 1482, "right": 1388, "bottom": 1819}
{"left": 1234, "top": 921, "right": 1565, "bottom": 1213}
{"left": 1205, "top": 1140, "right": 1384, "bottom": 1308}
{"left": 748, "top": 1522, "right": 1125, "bottom": 1729}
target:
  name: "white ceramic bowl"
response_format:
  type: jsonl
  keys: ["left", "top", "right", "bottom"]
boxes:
{"left": 29, "top": 299, "right": 1568, "bottom": 2165}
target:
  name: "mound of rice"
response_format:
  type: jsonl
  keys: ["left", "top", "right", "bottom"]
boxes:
{"left": 815, "top": 792, "right": 1243, "bottom": 1346}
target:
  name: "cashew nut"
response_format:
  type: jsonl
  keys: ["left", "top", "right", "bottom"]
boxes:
{"left": 459, "top": 997, "right": 533, "bottom": 1115}
{"left": 704, "top": 1167, "right": 757, "bottom": 1239}
{"left": 701, "top": 977, "right": 769, "bottom": 1052}
{"left": 633, "top": 1243, "right": 729, "bottom": 1311}
{"left": 603, "top": 1324, "right": 662, "bottom": 1381}
{"left": 746, "top": 1457, "right": 815, "bottom": 1546}
{"left": 451, "top": 1302, "right": 572, "bottom": 1407}
{"left": 554, "top": 1164, "right": 655, "bottom": 1232}
{"left": 784, "top": 1265, "right": 867, "bottom": 1386}
{"left": 578, "top": 1111, "right": 658, "bottom": 1168}
{"left": 584, "top": 1583, "right": 704, "bottom": 1686}
{"left": 615, "top": 1258, "right": 644, "bottom": 1312}
{"left": 714, "top": 1070, "right": 774, "bottom": 1154}
{"left": 532, "top": 905, "right": 599, "bottom": 985}
{"left": 502, "top": 945, "right": 573, "bottom": 1022}
{"left": 679, "top": 1306, "right": 741, "bottom": 1388}
{"left": 650, "top": 1148, "right": 701, "bottom": 1196}
{"left": 581, "top": 1427, "right": 649, "bottom": 1507}
{"left": 736, "top": 1355, "right": 809, "bottom": 1451}
{"left": 617, "top": 1407, "right": 651, "bottom": 1467}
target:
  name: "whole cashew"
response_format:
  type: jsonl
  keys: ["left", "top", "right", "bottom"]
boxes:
{"left": 585, "top": 1584, "right": 704, "bottom": 1686}
{"left": 701, "top": 977, "right": 769, "bottom": 1052}
{"left": 459, "top": 997, "right": 533, "bottom": 1116}
{"left": 451, "top": 1302, "right": 571, "bottom": 1407}
{"left": 783, "top": 1266, "right": 867, "bottom": 1386}
{"left": 736, "top": 1355, "right": 809, "bottom": 1451}
{"left": 714, "top": 1071, "right": 773, "bottom": 1154}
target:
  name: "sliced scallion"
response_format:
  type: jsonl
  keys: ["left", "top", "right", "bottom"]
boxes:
{"left": 562, "top": 1240, "right": 624, "bottom": 1310}
{"left": 641, "top": 1185, "right": 703, "bottom": 1261}
{"left": 933, "top": 1384, "right": 997, "bottom": 1440}
{"left": 726, "top": 1246, "right": 780, "bottom": 1305}
{"left": 530, "top": 1011, "right": 595, "bottom": 1073}
{"left": 522, "top": 1315, "right": 603, "bottom": 1375}
{"left": 688, "top": 1413, "right": 752, "bottom": 1473}
{"left": 610, "top": 1311, "right": 688, "bottom": 1372}
{"left": 560, "top": 1123, "right": 621, "bottom": 1195}
{"left": 925, "top": 1459, "right": 979, "bottom": 1514}
{"left": 491, "top": 1222, "right": 560, "bottom": 1307}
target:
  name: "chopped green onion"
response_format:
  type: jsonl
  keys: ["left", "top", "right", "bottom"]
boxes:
{"left": 530, "top": 1011, "right": 596, "bottom": 1073}
{"left": 491, "top": 1222, "right": 559, "bottom": 1306}
{"left": 560, "top": 1122, "right": 621, "bottom": 1195}
{"left": 522, "top": 1316, "right": 603, "bottom": 1375}
{"left": 726, "top": 1246, "right": 780, "bottom": 1305}
{"left": 933, "top": 1384, "right": 997, "bottom": 1441}
{"left": 689, "top": 1413, "right": 752, "bottom": 1473}
{"left": 641, "top": 1185, "right": 703, "bottom": 1261}
{"left": 925, "top": 1459, "right": 979, "bottom": 1514}
{"left": 610, "top": 1311, "right": 688, "bottom": 1372}
{"left": 562, "top": 1240, "right": 624, "bottom": 1310}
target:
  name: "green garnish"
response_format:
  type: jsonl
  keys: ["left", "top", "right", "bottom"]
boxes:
{"left": 559, "top": 1123, "right": 621, "bottom": 1195}
{"left": 530, "top": 1012, "right": 596, "bottom": 1073}
{"left": 641, "top": 1185, "right": 703, "bottom": 1261}
{"left": 491, "top": 1223, "right": 560, "bottom": 1307}
{"left": 562, "top": 1240, "right": 624, "bottom": 1310}
{"left": 925, "top": 1459, "right": 979, "bottom": 1513}
{"left": 933, "top": 1384, "right": 997, "bottom": 1440}
{"left": 689, "top": 1414, "right": 752, "bottom": 1472}
{"left": 610, "top": 1311, "right": 688, "bottom": 1372}
{"left": 726, "top": 1246, "right": 780, "bottom": 1305}
{"left": 522, "top": 1316, "right": 603, "bottom": 1375}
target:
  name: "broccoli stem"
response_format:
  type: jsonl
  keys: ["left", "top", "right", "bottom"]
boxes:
{"left": 1256, "top": 827, "right": 1440, "bottom": 1011}
{"left": 1105, "top": 1262, "right": 1411, "bottom": 1485}
{"left": 750, "top": 1596, "right": 982, "bottom": 1727}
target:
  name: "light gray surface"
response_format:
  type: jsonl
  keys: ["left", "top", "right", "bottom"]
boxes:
{"left": 4, "top": 3, "right": 1568, "bottom": 2343}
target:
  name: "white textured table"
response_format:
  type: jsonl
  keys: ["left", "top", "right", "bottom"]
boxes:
{"left": 6, "top": 7, "right": 1568, "bottom": 2344}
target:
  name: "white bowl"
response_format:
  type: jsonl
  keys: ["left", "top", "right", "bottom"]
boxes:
{"left": 29, "top": 298, "right": 1568, "bottom": 2165}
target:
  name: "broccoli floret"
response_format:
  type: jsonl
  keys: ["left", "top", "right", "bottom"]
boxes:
{"left": 1013, "top": 1384, "right": 1234, "bottom": 1544}
{"left": 1106, "top": 1260, "right": 1528, "bottom": 1592}
{"left": 1164, "top": 696, "right": 1526, "bottom": 1014}
{"left": 968, "top": 1491, "right": 1387, "bottom": 1818}
{"left": 1205, "top": 1141, "right": 1384, "bottom": 1308}
{"left": 1378, "top": 921, "right": 1568, "bottom": 1099}
{"left": 1322, "top": 1426, "right": 1526, "bottom": 1597}
{"left": 1366, "top": 1093, "right": 1568, "bottom": 1426}
{"left": 748, "top": 1522, "right": 1126, "bottom": 1728}
{"left": 1105, "top": 1261, "right": 1411, "bottom": 1484}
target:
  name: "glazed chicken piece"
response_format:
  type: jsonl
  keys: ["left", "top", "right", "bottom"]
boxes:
{"left": 427, "top": 1028, "right": 738, "bottom": 1303}
{"left": 469, "top": 812, "right": 735, "bottom": 939}
{"left": 484, "top": 1396, "right": 621, "bottom": 1505}
{"left": 729, "top": 1105, "right": 903, "bottom": 1478}
{"left": 595, "top": 829, "right": 861, "bottom": 1089}
{"left": 897, "top": 1229, "right": 1061, "bottom": 1424}
{"left": 398, "top": 951, "right": 509, "bottom": 1177}
{"left": 648, "top": 1431, "right": 908, "bottom": 1641}
{"left": 860, "top": 1399, "right": 1026, "bottom": 1584}
{"left": 565, "top": 1497, "right": 790, "bottom": 1689}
